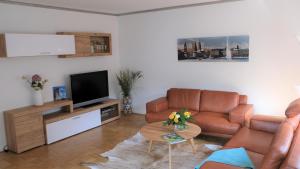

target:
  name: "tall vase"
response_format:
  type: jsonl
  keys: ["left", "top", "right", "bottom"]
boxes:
{"left": 123, "top": 96, "right": 133, "bottom": 115}
{"left": 33, "top": 90, "right": 44, "bottom": 106}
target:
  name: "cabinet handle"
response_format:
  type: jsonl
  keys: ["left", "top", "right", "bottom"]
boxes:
{"left": 40, "top": 52, "right": 51, "bottom": 55}
{"left": 102, "top": 108, "right": 115, "bottom": 113}
{"left": 72, "top": 116, "right": 81, "bottom": 120}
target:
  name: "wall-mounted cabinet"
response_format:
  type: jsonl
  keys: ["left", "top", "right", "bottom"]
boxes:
{"left": 0, "top": 33, "right": 75, "bottom": 57}
{"left": 57, "top": 32, "right": 112, "bottom": 58}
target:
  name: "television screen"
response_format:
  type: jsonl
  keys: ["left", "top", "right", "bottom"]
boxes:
{"left": 71, "top": 70, "right": 109, "bottom": 107}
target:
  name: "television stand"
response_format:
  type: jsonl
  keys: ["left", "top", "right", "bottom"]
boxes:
{"left": 4, "top": 99, "right": 121, "bottom": 153}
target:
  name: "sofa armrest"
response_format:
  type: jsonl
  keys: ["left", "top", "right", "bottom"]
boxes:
{"left": 250, "top": 115, "right": 285, "bottom": 133}
{"left": 229, "top": 104, "right": 253, "bottom": 127}
{"left": 146, "top": 97, "right": 168, "bottom": 113}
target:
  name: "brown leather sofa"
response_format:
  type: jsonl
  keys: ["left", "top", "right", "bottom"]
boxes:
{"left": 200, "top": 98, "right": 300, "bottom": 169}
{"left": 146, "top": 88, "right": 253, "bottom": 137}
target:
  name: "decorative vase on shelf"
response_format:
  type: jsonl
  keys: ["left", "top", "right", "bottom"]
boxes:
{"left": 122, "top": 96, "right": 133, "bottom": 115}
{"left": 23, "top": 74, "right": 48, "bottom": 106}
{"left": 33, "top": 90, "right": 44, "bottom": 106}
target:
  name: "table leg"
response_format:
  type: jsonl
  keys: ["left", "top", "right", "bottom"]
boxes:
{"left": 169, "top": 144, "right": 172, "bottom": 169}
{"left": 148, "top": 140, "right": 153, "bottom": 153}
{"left": 190, "top": 138, "right": 196, "bottom": 154}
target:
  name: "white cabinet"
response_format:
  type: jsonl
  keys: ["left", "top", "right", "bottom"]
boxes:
{"left": 45, "top": 110, "right": 101, "bottom": 144}
{"left": 4, "top": 33, "right": 75, "bottom": 57}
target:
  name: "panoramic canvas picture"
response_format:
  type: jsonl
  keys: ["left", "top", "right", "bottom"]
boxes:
{"left": 178, "top": 35, "right": 249, "bottom": 62}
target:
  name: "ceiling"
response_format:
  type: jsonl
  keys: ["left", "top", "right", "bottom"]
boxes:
{"left": 2, "top": 0, "right": 238, "bottom": 15}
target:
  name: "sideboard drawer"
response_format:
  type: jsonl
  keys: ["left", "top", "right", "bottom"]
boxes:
{"left": 46, "top": 110, "right": 101, "bottom": 144}
{"left": 12, "top": 112, "right": 45, "bottom": 153}
{"left": 15, "top": 113, "right": 43, "bottom": 136}
{"left": 17, "top": 129, "right": 45, "bottom": 153}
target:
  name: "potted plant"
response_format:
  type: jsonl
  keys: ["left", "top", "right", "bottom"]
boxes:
{"left": 23, "top": 74, "right": 48, "bottom": 106}
{"left": 163, "top": 109, "right": 192, "bottom": 131}
{"left": 116, "top": 69, "right": 143, "bottom": 114}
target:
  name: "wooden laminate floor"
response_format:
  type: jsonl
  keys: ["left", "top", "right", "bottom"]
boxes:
{"left": 0, "top": 114, "right": 146, "bottom": 169}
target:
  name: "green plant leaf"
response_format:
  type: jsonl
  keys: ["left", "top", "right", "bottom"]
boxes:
{"left": 116, "top": 69, "right": 143, "bottom": 97}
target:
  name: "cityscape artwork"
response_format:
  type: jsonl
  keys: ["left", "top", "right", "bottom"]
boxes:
{"left": 178, "top": 35, "right": 249, "bottom": 62}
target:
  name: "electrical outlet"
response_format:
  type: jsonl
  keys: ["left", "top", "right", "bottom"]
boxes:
{"left": 3, "top": 145, "right": 8, "bottom": 152}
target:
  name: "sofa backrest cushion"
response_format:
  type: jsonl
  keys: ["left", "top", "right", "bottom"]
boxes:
{"left": 250, "top": 115, "right": 284, "bottom": 134}
{"left": 199, "top": 90, "right": 239, "bottom": 113}
{"left": 167, "top": 88, "right": 201, "bottom": 111}
{"left": 285, "top": 98, "right": 300, "bottom": 118}
{"left": 279, "top": 125, "right": 300, "bottom": 169}
{"left": 286, "top": 115, "right": 300, "bottom": 131}
{"left": 239, "top": 95, "right": 248, "bottom": 104}
{"left": 260, "top": 122, "right": 294, "bottom": 169}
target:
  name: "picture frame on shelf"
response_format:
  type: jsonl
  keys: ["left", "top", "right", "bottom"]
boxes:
{"left": 53, "top": 86, "right": 67, "bottom": 101}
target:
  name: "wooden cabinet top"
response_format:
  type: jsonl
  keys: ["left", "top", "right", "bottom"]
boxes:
{"left": 5, "top": 98, "right": 120, "bottom": 124}
{"left": 5, "top": 100, "right": 73, "bottom": 115}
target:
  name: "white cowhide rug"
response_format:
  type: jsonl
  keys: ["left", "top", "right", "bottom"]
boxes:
{"left": 81, "top": 132, "right": 222, "bottom": 169}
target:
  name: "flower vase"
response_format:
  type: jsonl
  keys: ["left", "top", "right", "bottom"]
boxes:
{"left": 174, "top": 124, "right": 187, "bottom": 132}
{"left": 33, "top": 90, "right": 44, "bottom": 106}
{"left": 123, "top": 96, "right": 133, "bottom": 115}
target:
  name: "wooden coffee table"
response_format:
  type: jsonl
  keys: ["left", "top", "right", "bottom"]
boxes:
{"left": 140, "top": 122, "right": 201, "bottom": 169}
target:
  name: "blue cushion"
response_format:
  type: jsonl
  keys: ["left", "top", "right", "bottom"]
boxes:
{"left": 195, "top": 147, "right": 255, "bottom": 169}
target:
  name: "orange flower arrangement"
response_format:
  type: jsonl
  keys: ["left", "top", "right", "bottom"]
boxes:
{"left": 163, "top": 109, "right": 192, "bottom": 129}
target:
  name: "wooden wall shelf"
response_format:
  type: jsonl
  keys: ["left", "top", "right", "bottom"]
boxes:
{"left": 57, "top": 32, "right": 112, "bottom": 58}
{"left": 0, "top": 34, "right": 6, "bottom": 58}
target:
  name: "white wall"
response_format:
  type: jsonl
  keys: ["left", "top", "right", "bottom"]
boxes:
{"left": 0, "top": 4, "right": 120, "bottom": 150}
{"left": 119, "top": 0, "right": 300, "bottom": 116}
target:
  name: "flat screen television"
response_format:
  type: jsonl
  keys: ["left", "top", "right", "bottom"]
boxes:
{"left": 70, "top": 70, "right": 109, "bottom": 108}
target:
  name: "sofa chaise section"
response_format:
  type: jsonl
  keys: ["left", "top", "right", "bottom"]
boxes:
{"left": 200, "top": 98, "right": 300, "bottom": 169}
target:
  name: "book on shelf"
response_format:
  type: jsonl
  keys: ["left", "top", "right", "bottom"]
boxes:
{"left": 161, "top": 132, "right": 186, "bottom": 144}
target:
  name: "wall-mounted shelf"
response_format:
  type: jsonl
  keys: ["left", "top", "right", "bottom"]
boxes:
{"left": 57, "top": 32, "right": 112, "bottom": 58}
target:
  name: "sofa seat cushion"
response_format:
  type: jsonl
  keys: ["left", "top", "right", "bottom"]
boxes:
{"left": 193, "top": 112, "right": 240, "bottom": 135}
{"left": 200, "top": 90, "right": 239, "bottom": 113}
{"left": 247, "top": 150, "right": 264, "bottom": 168}
{"left": 146, "top": 109, "right": 199, "bottom": 123}
{"left": 200, "top": 161, "right": 242, "bottom": 169}
{"left": 167, "top": 88, "right": 201, "bottom": 111}
{"left": 225, "top": 127, "right": 274, "bottom": 155}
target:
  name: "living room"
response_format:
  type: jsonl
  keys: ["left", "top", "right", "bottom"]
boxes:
{"left": 0, "top": 0, "right": 300, "bottom": 168}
